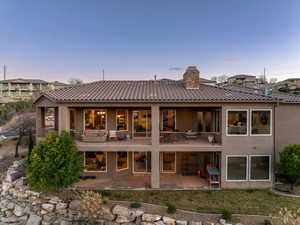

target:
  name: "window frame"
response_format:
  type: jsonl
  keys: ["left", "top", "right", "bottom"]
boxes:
{"left": 226, "top": 109, "right": 249, "bottom": 136}
{"left": 116, "top": 152, "right": 129, "bottom": 171}
{"left": 249, "top": 155, "right": 272, "bottom": 181}
{"left": 160, "top": 109, "right": 177, "bottom": 131}
{"left": 250, "top": 109, "right": 272, "bottom": 136}
{"left": 84, "top": 151, "right": 108, "bottom": 173}
{"left": 161, "top": 152, "right": 177, "bottom": 174}
{"left": 116, "top": 109, "right": 129, "bottom": 131}
{"left": 132, "top": 152, "right": 151, "bottom": 174}
{"left": 226, "top": 155, "right": 249, "bottom": 182}
{"left": 83, "top": 109, "right": 107, "bottom": 131}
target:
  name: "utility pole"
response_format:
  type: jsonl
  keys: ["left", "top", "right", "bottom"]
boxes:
{"left": 263, "top": 67, "right": 266, "bottom": 83}
{"left": 102, "top": 69, "right": 105, "bottom": 80}
{"left": 3, "top": 65, "right": 6, "bottom": 80}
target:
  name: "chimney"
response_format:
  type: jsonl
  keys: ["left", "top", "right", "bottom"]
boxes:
{"left": 183, "top": 66, "right": 200, "bottom": 89}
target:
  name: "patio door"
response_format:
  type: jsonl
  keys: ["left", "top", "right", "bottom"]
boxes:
{"left": 132, "top": 110, "right": 151, "bottom": 137}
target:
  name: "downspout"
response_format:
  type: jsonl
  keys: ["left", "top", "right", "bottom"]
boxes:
{"left": 272, "top": 99, "right": 279, "bottom": 187}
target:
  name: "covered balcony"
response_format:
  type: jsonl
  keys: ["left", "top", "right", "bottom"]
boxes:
{"left": 36, "top": 107, "right": 59, "bottom": 138}
{"left": 70, "top": 107, "right": 152, "bottom": 146}
{"left": 159, "top": 107, "right": 222, "bottom": 146}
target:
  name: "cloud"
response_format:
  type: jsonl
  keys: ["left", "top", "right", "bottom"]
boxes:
{"left": 169, "top": 67, "right": 184, "bottom": 71}
{"left": 224, "top": 58, "right": 239, "bottom": 62}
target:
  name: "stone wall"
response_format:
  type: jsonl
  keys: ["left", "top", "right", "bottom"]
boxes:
{"left": 0, "top": 160, "right": 246, "bottom": 225}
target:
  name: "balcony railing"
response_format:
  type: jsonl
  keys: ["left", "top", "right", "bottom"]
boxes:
{"left": 37, "top": 127, "right": 58, "bottom": 138}
{"left": 160, "top": 131, "right": 222, "bottom": 145}
{"left": 71, "top": 130, "right": 151, "bottom": 145}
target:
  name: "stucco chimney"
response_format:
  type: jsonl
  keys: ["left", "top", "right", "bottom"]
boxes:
{"left": 183, "top": 66, "right": 200, "bottom": 89}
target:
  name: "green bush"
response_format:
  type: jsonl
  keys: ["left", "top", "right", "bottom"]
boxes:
{"left": 277, "top": 144, "right": 300, "bottom": 191}
{"left": 27, "top": 131, "right": 84, "bottom": 192}
{"left": 130, "top": 202, "right": 141, "bottom": 208}
{"left": 264, "top": 219, "right": 272, "bottom": 225}
{"left": 221, "top": 209, "right": 232, "bottom": 220}
{"left": 167, "top": 203, "right": 177, "bottom": 214}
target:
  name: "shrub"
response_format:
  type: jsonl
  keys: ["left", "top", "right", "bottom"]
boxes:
{"left": 27, "top": 131, "right": 84, "bottom": 192}
{"left": 277, "top": 144, "right": 300, "bottom": 191}
{"left": 80, "top": 191, "right": 103, "bottom": 221}
{"left": 264, "top": 219, "right": 272, "bottom": 225}
{"left": 130, "top": 202, "right": 141, "bottom": 208}
{"left": 167, "top": 203, "right": 177, "bottom": 214}
{"left": 221, "top": 209, "right": 232, "bottom": 221}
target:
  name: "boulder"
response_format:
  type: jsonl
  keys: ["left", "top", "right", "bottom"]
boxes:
{"left": 141, "top": 222, "right": 156, "bottom": 225}
{"left": 112, "top": 204, "right": 130, "bottom": 216}
{"left": 42, "top": 204, "right": 55, "bottom": 212}
{"left": 155, "top": 221, "right": 166, "bottom": 225}
{"left": 115, "top": 215, "right": 135, "bottom": 223}
{"left": 163, "top": 217, "right": 176, "bottom": 225}
{"left": 69, "top": 200, "right": 80, "bottom": 211}
{"left": 102, "top": 206, "right": 116, "bottom": 221}
{"left": 176, "top": 220, "right": 188, "bottom": 225}
{"left": 219, "top": 219, "right": 226, "bottom": 225}
{"left": 26, "top": 214, "right": 42, "bottom": 225}
{"left": 56, "top": 202, "right": 68, "bottom": 211}
{"left": 13, "top": 205, "right": 25, "bottom": 217}
{"left": 49, "top": 196, "right": 61, "bottom": 204}
{"left": 142, "top": 214, "right": 162, "bottom": 222}
{"left": 131, "top": 210, "right": 144, "bottom": 218}
{"left": 189, "top": 222, "right": 202, "bottom": 225}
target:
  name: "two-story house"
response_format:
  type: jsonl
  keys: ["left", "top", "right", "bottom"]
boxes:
{"left": 0, "top": 78, "right": 68, "bottom": 100}
{"left": 34, "top": 66, "right": 300, "bottom": 189}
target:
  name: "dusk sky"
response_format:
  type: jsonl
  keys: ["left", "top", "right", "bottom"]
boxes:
{"left": 0, "top": 0, "right": 299, "bottom": 83}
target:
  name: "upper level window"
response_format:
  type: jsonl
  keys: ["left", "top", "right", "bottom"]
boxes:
{"left": 251, "top": 110, "right": 271, "bottom": 135}
{"left": 84, "top": 109, "right": 106, "bottom": 130}
{"left": 227, "top": 110, "right": 248, "bottom": 135}
{"left": 161, "top": 109, "right": 176, "bottom": 131}
{"left": 116, "top": 110, "right": 128, "bottom": 131}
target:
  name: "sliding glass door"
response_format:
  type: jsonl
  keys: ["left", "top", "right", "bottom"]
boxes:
{"left": 132, "top": 110, "right": 151, "bottom": 137}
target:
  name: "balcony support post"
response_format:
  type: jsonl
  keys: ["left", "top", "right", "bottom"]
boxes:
{"left": 58, "top": 105, "right": 70, "bottom": 133}
{"left": 151, "top": 105, "right": 160, "bottom": 188}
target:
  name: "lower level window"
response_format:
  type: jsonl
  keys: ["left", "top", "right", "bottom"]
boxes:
{"left": 117, "top": 152, "right": 128, "bottom": 171}
{"left": 85, "top": 152, "right": 107, "bottom": 172}
{"left": 250, "top": 156, "right": 271, "bottom": 180}
{"left": 162, "top": 152, "right": 176, "bottom": 173}
{"left": 227, "top": 156, "right": 247, "bottom": 181}
{"left": 133, "top": 152, "right": 151, "bottom": 173}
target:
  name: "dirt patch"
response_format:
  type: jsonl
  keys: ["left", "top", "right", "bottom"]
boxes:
{"left": 0, "top": 138, "right": 28, "bottom": 180}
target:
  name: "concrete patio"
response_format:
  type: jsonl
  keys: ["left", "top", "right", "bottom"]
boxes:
{"left": 75, "top": 174, "right": 209, "bottom": 190}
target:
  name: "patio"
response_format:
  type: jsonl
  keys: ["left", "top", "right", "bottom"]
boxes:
{"left": 74, "top": 174, "right": 209, "bottom": 190}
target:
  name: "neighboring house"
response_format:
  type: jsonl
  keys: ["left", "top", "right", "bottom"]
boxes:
{"left": 271, "top": 78, "right": 300, "bottom": 94}
{"left": 0, "top": 78, "right": 68, "bottom": 100}
{"left": 227, "top": 74, "right": 266, "bottom": 88}
{"left": 34, "top": 66, "right": 300, "bottom": 190}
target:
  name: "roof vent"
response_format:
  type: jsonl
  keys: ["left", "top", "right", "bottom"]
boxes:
{"left": 183, "top": 66, "right": 200, "bottom": 89}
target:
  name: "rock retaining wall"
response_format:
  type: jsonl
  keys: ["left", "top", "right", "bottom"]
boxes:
{"left": 0, "top": 160, "right": 249, "bottom": 225}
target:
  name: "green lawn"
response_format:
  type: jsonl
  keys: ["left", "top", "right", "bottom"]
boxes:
{"left": 98, "top": 189, "right": 300, "bottom": 216}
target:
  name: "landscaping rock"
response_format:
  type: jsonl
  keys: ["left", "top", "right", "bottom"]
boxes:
{"left": 69, "top": 200, "right": 80, "bottom": 211}
{"left": 115, "top": 215, "right": 135, "bottom": 223}
{"left": 155, "top": 220, "right": 166, "bottom": 225}
{"left": 112, "top": 204, "right": 131, "bottom": 217}
{"left": 26, "top": 214, "right": 42, "bottom": 225}
{"left": 176, "top": 220, "right": 188, "bottom": 225}
{"left": 142, "top": 214, "right": 162, "bottom": 222}
{"left": 219, "top": 219, "right": 226, "bottom": 225}
{"left": 163, "top": 217, "right": 176, "bottom": 225}
{"left": 103, "top": 206, "right": 116, "bottom": 221}
{"left": 42, "top": 204, "right": 55, "bottom": 212}
{"left": 189, "top": 222, "right": 202, "bottom": 225}
{"left": 141, "top": 222, "right": 156, "bottom": 225}
{"left": 14, "top": 205, "right": 25, "bottom": 217}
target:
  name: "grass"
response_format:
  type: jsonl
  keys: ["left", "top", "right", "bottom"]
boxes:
{"left": 98, "top": 189, "right": 300, "bottom": 216}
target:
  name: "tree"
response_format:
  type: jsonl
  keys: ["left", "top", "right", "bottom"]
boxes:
{"left": 68, "top": 78, "right": 83, "bottom": 85}
{"left": 27, "top": 131, "right": 84, "bottom": 192}
{"left": 277, "top": 144, "right": 300, "bottom": 191}
{"left": 10, "top": 113, "right": 36, "bottom": 158}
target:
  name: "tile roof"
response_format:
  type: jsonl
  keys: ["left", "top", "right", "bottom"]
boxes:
{"left": 222, "top": 85, "right": 300, "bottom": 103}
{"left": 37, "top": 79, "right": 280, "bottom": 104}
